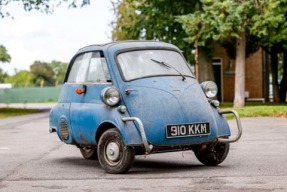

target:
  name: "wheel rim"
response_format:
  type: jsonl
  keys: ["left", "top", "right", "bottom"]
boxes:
{"left": 83, "top": 148, "right": 92, "bottom": 153}
{"left": 105, "top": 141, "right": 120, "bottom": 164}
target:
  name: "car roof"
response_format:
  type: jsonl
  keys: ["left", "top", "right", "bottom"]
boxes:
{"left": 77, "top": 40, "right": 179, "bottom": 54}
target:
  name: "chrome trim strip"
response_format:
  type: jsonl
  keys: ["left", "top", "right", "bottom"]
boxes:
{"left": 217, "top": 109, "right": 243, "bottom": 143}
{"left": 122, "top": 117, "right": 153, "bottom": 154}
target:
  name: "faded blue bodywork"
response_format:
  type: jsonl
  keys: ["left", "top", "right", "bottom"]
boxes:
{"left": 49, "top": 41, "right": 230, "bottom": 149}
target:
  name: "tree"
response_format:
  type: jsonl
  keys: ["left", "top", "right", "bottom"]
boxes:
{"left": 0, "top": 45, "right": 11, "bottom": 83}
{"left": 4, "top": 70, "right": 32, "bottom": 87}
{"left": 111, "top": 0, "right": 140, "bottom": 40}
{"left": 0, "top": 0, "right": 90, "bottom": 18}
{"left": 178, "top": 0, "right": 287, "bottom": 105}
{"left": 178, "top": 0, "right": 258, "bottom": 108}
{"left": 111, "top": 0, "right": 198, "bottom": 63}
{"left": 50, "top": 60, "right": 68, "bottom": 86}
{"left": 250, "top": 0, "right": 287, "bottom": 103}
{"left": 30, "top": 61, "right": 55, "bottom": 87}
{"left": 280, "top": 51, "right": 287, "bottom": 102}
{"left": 0, "top": 68, "right": 8, "bottom": 83}
{"left": 0, "top": 45, "right": 11, "bottom": 63}
{"left": 3, "top": 60, "right": 67, "bottom": 87}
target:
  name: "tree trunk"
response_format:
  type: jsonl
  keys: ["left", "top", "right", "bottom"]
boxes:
{"left": 40, "top": 79, "right": 45, "bottom": 88}
{"left": 279, "top": 50, "right": 287, "bottom": 103}
{"left": 263, "top": 49, "right": 270, "bottom": 102}
{"left": 270, "top": 46, "right": 280, "bottom": 103}
{"left": 233, "top": 31, "right": 246, "bottom": 108}
{"left": 197, "top": 46, "right": 214, "bottom": 83}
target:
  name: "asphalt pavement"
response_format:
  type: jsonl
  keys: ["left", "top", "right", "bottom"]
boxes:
{"left": 0, "top": 114, "right": 287, "bottom": 192}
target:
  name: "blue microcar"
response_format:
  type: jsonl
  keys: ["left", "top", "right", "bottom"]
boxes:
{"left": 49, "top": 41, "right": 242, "bottom": 174}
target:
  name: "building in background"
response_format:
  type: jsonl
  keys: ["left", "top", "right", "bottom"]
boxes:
{"left": 213, "top": 47, "right": 266, "bottom": 102}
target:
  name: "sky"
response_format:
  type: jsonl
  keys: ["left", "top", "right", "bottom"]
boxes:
{"left": 0, "top": 1, "right": 114, "bottom": 75}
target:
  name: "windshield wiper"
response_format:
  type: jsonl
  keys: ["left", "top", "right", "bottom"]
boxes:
{"left": 150, "top": 59, "right": 186, "bottom": 81}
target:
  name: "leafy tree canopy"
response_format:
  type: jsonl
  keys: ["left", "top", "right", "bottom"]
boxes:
{"left": 177, "top": 0, "right": 287, "bottom": 52}
{"left": 0, "top": 68, "right": 8, "bottom": 83}
{"left": 4, "top": 70, "right": 32, "bottom": 87}
{"left": 0, "top": 45, "right": 11, "bottom": 63}
{"left": 50, "top": 60, "right": 68, "bottom": 85}
{"left": 177, "top": 0, "right": 255, "bottom": 46}
{"left": 3, "top": 60, "right": 67, "bottom": 87}
{"left": 112, "top": 0, "right": 199, "bottom": 62}
{"left": 249, "top": 0, "right": 287, "bottom": 49}
{"left": 0, "top": 0, "right": 90, "bottom": 18}
{"left": 30, "top": 61, "right": 55, "bottom": 86}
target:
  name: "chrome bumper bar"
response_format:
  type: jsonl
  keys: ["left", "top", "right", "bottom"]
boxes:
{"left": 217, "top": 109, "right": 243, "bottom": 143}
{"left": 49, "top": 126, "right": 56, "bottom": 133}
{"left": 122, "top": 117, "right": 153, "bottom": 154}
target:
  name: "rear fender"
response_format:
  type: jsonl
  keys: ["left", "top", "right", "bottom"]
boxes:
{"left": 49, "top": 104, "right": 76, "bottom": 145}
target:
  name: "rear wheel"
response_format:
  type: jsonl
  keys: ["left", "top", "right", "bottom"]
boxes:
{"left": 98, "top": 128, "right": 135, "bottom": 174}
{"left": 80, "top": 147, "right": 98, "bottom": 160}
{"left": 194, "top": 142, "right": 230, "bottom": 166}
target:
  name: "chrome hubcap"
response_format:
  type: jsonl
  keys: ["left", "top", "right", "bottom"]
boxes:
{"left": 106, "top": 142, "right": 120, "bottom": 162}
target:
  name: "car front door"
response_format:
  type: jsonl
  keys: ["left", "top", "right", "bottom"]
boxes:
{"left": 65, "top": 51, "right": 112, "bottom": 145}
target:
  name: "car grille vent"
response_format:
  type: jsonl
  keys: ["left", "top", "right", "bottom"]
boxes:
{"left": 60, "top": 119, "right": 69, "bottom": 141}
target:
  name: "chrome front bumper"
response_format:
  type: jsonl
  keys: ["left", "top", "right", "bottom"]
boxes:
{"left": 122, "top": 117, "right": 153, "bottom": 154}
{"left": 217, "top": 109, "right": 243, "bottom": 143}
{"left": 122, "top": 109, "right": 242, "bottom": 154}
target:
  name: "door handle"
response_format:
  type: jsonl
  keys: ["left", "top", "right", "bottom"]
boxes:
{"left": 75, "top": 85, "right": 87, "bottom": 95}
{"left": 125, "top": 89, "right": 138, "bottom": 95}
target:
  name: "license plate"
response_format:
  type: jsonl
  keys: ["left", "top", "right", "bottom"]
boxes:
{"left": 166, "top": 122, "right": 210, "bottom": 138}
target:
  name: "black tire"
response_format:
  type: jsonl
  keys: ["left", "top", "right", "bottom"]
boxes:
{"left": 80, "top": 147, "right": 98, "bottom": 160}
{"left": 194, "top": 142, "right": 230, "bottom": 166}
{"left": 97, "top": 128, "right": 135, "bottom": 174}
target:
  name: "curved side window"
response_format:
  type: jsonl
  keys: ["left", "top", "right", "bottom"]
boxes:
{"left": 87, "top": 52, "right": 111, "bottom": 83}
{"left": 67, "top": 53, "right": 91, "bottom": 83}
{"left": 67, "top": 52, "right": 111, "bottom": 84}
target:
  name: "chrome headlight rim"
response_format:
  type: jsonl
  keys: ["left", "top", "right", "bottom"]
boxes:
{"left": 200, "top": 81, "right": 218, "bottom": 98}
{"left": 101, "top": 87, "right": 120, "bottom": 106}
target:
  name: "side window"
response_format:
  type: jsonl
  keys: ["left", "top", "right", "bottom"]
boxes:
{"left": 67, "top": 53, "right": 92, "bottom": 83}
{"left": 67, "top": 51, "right": 111, "bottom": 84}
{"left": 87, "top": 52, "right": 111, "bottom": 83}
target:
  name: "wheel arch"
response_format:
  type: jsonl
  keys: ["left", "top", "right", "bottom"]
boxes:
{"left": 95, "top": 119, "right": 143, "bottom": 146}
{"left": 96, "top": 121, "right": 117, "bottom": 144}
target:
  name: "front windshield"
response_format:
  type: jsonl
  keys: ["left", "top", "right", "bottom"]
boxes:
{"left": 117, "top": 50, "right": 194, "bottom": 81}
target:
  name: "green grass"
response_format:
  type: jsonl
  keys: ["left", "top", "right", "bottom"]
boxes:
{"left": 221, "top": 102, "right": 287, "bottom": 119}
{"left": 0, "top": 108, "right": 41, "bottom": 119}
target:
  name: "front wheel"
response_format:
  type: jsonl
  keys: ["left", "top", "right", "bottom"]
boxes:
{"left": 194, "top": 141, "right": 230, "bottom": 166}
{"left": 98, "top": 128, "right": 135, "bottom": 174}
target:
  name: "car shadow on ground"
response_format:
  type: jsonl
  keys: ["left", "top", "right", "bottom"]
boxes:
{"left": 51, "top": 155, "right": 225, "bottom": 175}
{"left": 52, "top": 157, "right": 100, "bottom": 168}
{"left": 130, "top": 158, "right": 224, "bottom": 174}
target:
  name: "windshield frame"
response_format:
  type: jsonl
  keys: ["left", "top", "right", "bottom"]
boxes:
{"left": 115, "top": 47, "right": 195, "bottom": 82}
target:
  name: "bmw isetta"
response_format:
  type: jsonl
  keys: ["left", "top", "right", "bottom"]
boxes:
{"left": 49, "top": 41, "right": 242, "bottom": 174}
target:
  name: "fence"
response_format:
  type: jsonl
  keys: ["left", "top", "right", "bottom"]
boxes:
{"left": 0, "top": 87, "right": 61, "bottom": 103}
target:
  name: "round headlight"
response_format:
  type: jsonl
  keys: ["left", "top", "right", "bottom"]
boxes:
{"left": 200, "top": 81, "right": 218, "bottom": 98}
{"left": 101, "top": 87, "right": 120, "bottom": 106}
